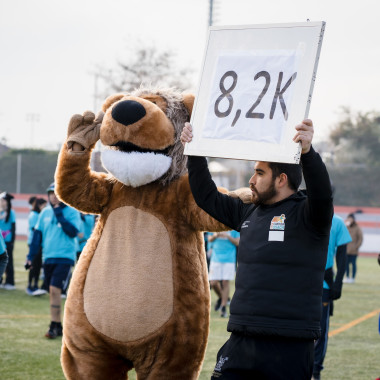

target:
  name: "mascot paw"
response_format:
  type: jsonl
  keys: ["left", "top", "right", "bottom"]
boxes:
{"left": 228, "top": 187, "right": 253, "bottom": 204}
{"left": 67, "top": 111, "right": 104, "bottom": 150}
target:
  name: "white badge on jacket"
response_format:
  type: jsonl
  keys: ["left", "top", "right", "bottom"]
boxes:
{"left": 268, "top": 214, "right": 286, "bottom": 241}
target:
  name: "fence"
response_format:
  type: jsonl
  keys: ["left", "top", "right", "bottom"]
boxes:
{"left": 11, "top": 194, "right": 380, "bottom": 254}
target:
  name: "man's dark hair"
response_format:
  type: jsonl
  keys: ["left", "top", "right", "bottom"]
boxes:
{"left": 32, "top": 198, "right": 47, "bottom": 213}
{"left": 268, "top": 162, "right": 302, "bottom": 191}
{"left": 28, "top": 196, "right": 37, "bottom": 206}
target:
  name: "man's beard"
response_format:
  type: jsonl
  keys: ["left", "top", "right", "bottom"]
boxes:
{"left": 251, "top": 182, "right": 277, "bottom": 205}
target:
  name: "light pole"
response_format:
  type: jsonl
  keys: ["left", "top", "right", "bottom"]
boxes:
{"left": 208, "top": 0, "right": 220, "bottom": 27}
{"left": 16, "top": 154, "right": 22, "bottom": 193}
{"left": 26, "top": 113, "right": 40, "bottom": 148}
{"left": 209, "top": 0, "right": 214, "bottom": 26}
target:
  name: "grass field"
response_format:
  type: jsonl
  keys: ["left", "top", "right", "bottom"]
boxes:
{"left": 0, "top": 241, "right": 379, "bottom": 380}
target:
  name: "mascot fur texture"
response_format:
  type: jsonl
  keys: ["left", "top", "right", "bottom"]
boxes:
{"left": 55, "top": 87, "right": 231, "bottom": 380}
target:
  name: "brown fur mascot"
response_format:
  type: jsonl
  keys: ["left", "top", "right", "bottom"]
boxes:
{"left": 55, "top": 87, "right": 231, "bottom": 380}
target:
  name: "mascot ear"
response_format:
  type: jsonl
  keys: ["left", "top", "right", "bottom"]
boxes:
{"left": 102, "top": 93, "right": 125, "bottom": 112}
{"left": 182, "top": 93, "right": 195, "bottom": 117}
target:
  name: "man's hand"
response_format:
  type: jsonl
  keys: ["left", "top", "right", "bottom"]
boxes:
{"left": 293, "top": 119, "right": 314, "bottom": 154}
{"left": 24, "top": 260, "right": 32, "bottom": 270}
{"left": 180, "top": 122, "right": 193, "bottom": 146}
{"left": 67, "top": 111, "right": 104, "bottom": 151}
{"left": 330, "top": 283, "right": 342, "bottom": 301}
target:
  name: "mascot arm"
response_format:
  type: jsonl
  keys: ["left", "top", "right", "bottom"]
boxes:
{"left": 55, "top": 111, "right": 113, "bottom": 214}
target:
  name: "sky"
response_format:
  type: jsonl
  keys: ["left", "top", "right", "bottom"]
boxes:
{"left": 0, "top": 0, "right": 379, "bottom": 149}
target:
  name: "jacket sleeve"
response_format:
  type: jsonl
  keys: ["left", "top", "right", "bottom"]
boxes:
{"left": 27, "top": 230, "right": 42, "bottom": 262}
{"left": 53, "top": 207, "right": 78, "bottom": 238}
{"left": 187, "top": 156, "right": 250, "bottom": 230}
{"left": 301, "top": 146, "right": 334, "bottom": 233}
{"left": 334, "top": 244, "right": 347, "bottom": 287}
{"left": 330, "top": 244, "right": 348, "bottom": 300}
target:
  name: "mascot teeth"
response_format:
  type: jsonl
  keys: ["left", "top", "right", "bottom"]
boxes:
{"left": 101, "top": 149, "right": 172, "bottom": 187}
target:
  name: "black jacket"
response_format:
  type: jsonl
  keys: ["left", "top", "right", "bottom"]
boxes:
{"left": 187, "top": 147, "right": 333, "bottom": 339}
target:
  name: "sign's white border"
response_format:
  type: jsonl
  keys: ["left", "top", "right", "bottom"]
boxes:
{"left": 185, "top": 21, "right": 326, "bottom": 163}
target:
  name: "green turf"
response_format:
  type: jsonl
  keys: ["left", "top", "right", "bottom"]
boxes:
{"left": 0, "top": 242, "right": 379, "bottom": 379}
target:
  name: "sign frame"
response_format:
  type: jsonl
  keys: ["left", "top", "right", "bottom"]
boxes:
{"left": 185, "top": 21, "right": 326, "bottom": 164}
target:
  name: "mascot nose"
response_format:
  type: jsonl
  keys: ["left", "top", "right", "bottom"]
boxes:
{"left": 111, "top": 100, "right": 147, "bottom": 126}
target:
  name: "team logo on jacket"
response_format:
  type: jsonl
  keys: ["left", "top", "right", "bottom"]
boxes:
{"left": 241, "top": 220, "right": 250, "bottom": 229}
{"left": 213, "top": 355, "right": 229, "bottom": 376}
{"left": 270, "top": 214, "right": 286, "bottom": 230}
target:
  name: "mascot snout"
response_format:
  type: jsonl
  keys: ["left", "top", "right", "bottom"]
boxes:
{"left": 111, "top": 100, "right": 147, "bottom": 126}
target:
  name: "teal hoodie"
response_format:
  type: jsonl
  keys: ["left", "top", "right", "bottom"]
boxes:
{"left": 34, "top": 204, "right": 80, "bottom": 262}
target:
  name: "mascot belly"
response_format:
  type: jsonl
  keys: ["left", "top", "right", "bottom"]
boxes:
{"left": 84, "top": 206, "right": 174, "bottom": 342}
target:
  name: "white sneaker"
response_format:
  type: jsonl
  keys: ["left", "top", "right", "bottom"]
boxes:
{"left": 26, "top": 287, "right": 34, "bottom": 295}
{"left": 32, "top": 288, "right": 47, "bottom": 296}
{"left": 3, "top": 284, "right": 16, "bottom": 290}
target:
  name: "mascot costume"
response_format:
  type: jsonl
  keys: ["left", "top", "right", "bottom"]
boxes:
{"left": 55, "top": 87, "right": 233, "bottom": 380}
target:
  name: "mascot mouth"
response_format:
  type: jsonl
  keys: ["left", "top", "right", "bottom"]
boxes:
{"left": 102, "top": 143, "right": 173, "bottom": 188}
{"left": 111, "top": 141, "right": 170, "bottom": 156}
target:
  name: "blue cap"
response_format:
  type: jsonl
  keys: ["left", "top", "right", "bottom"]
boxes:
{"left": 46, "top": 182, "right": 55, "bottom": 193}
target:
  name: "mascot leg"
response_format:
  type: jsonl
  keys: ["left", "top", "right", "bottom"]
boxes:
{"left": 134, "top": 342, "right": 204, "bottom": 380}
{"left": 61, "top": 339, "right": 133, "bottom": 380}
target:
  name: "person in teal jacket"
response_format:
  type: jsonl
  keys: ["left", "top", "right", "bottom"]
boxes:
{"left": 0, "top": 231, "right": 8, "bottom": 279}
{"left": 312, "top": 214, "right": 352, "bottom": 380}
{"left": 26, "top": 197, "right": 47, "bottom": 295}
{"left": 0, "top": 192, "right": 16, "bottom": 290}
{"left": 77, "top": 213, "right": 95, "bottom": 260}
{"left": 26, "top": 183, "right": 81, "bottom": 339}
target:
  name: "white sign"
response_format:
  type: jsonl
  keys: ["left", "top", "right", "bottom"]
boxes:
{"left": 203, "top": 51, "right": 298, "bottom": 144}
{"left": 185, "top": 22, "right": 325, "bottom": 163}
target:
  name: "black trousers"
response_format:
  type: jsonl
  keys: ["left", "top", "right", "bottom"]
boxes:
{"left": 313, "top": 289, "right": 331, "bottom": 377}
{"left": 0, "top": 252, "right": 8, "bottom": 279}
{"left": 211, "top": 333, "right": 314, "bottom": 380}
{"left": 1, "top": 242, "right": 14, "bottom": 285}
{"left": 28, "top": 248, "right": 42, "bottom": 288}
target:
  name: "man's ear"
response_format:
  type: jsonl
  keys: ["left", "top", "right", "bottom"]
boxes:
{"left": 182, "top": 93, "right": 195, "bottom": 117}
{"left": 278, "top": 173, "right": 288, "bottom": 188}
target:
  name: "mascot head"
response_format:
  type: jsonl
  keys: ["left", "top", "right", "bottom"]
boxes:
{"left": 99, "top": 87, "right": 194, "bottom": 188}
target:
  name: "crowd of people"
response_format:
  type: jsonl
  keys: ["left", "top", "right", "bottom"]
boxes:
{"left": 0, "top": 186, "right": 96, "bottom": 339}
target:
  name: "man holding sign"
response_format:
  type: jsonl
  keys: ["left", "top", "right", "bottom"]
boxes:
{"left": 181, "top": 119, "right": 333, "bottom": 379}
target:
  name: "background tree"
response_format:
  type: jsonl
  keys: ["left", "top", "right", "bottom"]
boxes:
{"left": 0, "top": 149, "right": 59, "bottom": 194}
{"left": 329, "top": 107, "right": 380, "bottom": 165}
{"left": 95, "top": 44, "right": 196, "bottom": 101}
